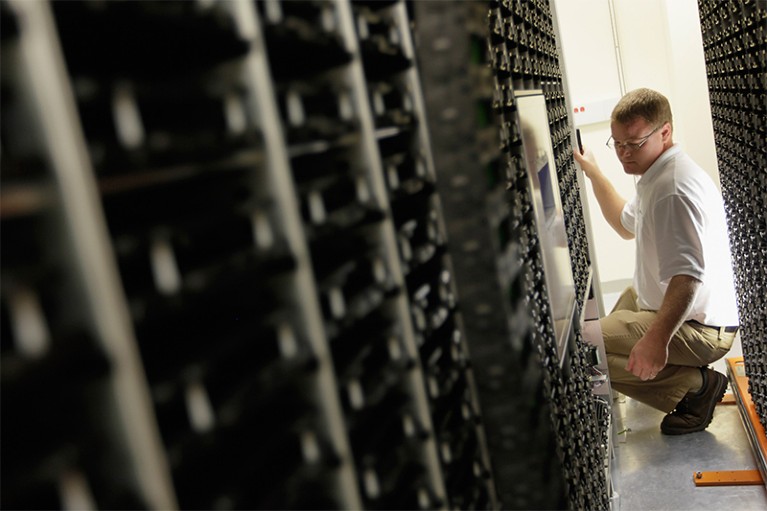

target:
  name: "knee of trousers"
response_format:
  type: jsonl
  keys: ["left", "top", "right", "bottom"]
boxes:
{"left": 599, "top": 310, "right": 655, "bottom": 356}
{"left": 599, "top": 321, "right": 639, "bottom": 356}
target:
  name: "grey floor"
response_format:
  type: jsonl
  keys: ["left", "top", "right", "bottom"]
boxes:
{"left": 612, "top": 395, "right": 767, "bottom": 511}
{"left": 602, "top": 292, "right": 767, "bottom": 511}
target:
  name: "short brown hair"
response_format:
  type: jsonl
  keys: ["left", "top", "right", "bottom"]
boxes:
{"left": 611, "top": 88, "right": 673, "bottom": 129}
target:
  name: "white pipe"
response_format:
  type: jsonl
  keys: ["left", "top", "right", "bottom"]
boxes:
{"left": 608, "top": 0, "right": 627, "bottom": 96}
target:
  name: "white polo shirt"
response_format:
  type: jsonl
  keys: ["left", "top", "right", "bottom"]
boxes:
{"left": 620, "top": 144, "right": 739, "bottom": 326}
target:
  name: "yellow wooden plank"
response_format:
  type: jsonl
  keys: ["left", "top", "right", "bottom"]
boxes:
{"left": 693, "top": 470, "right": 764, "bottom": 486}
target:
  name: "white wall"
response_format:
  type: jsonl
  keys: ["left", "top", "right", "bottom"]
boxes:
{"left": 552, "top": 0, "right": 636, "bottom": 290}
{"left": 552, "top": 0, "right": 718, "bottom": 291}
{"left": 614, "top": 0, "right": 719, "bottom": 183}
{"left": 663, "top": 0, "right": 721, "bottom": 187}
{"left": 612, "top": 0, "right": 674, "bottom": 96}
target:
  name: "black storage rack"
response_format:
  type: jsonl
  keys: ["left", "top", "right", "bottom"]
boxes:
{"left": 698, "top": 0, "right": 767, "bottom": 479}
{"left": 1, "top": 1, "right": 623, "bottom": 509}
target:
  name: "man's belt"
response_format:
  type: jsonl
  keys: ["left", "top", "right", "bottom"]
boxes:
{"left": 689, "top": 320, "right": 739, "bottom": 333}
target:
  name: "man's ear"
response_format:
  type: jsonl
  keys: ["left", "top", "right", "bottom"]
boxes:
{"left": 661, "top": 122, "right": 673, "bottom": 142}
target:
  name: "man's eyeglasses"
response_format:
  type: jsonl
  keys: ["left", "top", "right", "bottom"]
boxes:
{"left": 606, "top": 125, "right": 661, "bottom": 152}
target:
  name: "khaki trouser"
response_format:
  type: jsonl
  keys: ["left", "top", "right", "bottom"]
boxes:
{"left": 601, "top": 287, "right": 736, "bottom": 413}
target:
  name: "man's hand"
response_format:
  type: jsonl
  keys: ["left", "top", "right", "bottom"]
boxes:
{"left": 573, "top": 146, "right": 601, "bottom": 180}
{"left": 626, "top": 275, "right": 702, "bottom": 380}
{"left": 626, "top": 333, "right": 669, "bottom": 380}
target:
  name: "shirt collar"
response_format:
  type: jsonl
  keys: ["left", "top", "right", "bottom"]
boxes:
{"left": 637, "top": 143, "right": 681, "bottom": 187}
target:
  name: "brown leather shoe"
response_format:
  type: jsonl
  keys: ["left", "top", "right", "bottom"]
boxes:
{"left": 660, "top": 367, "right": 728, "bottom": 435}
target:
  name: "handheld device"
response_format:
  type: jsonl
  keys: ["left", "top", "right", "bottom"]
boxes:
{"left": 576, "top": 128, "right": 583, "bottom": 155}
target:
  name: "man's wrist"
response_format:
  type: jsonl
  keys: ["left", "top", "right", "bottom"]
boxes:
{"left": 645, "top": 325, "right": 672, "bottom": 346}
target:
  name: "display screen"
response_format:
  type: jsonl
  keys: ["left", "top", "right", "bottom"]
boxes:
{"left": 537, "top": 161, "right": 556, "bottom": 224}
{"left": 515, "top": 90, "right": 576, "bottom": 364}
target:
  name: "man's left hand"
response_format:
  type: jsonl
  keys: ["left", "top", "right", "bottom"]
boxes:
{"left": 626, "top": 333, "right": 669, "bottom": 380}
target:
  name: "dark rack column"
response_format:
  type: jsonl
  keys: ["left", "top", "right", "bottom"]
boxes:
{"left": 413, "top": 1, "right": 611, "bottom": 509}
{"left": 256, "top": 0, "right": 448, "bottom": 508}
{"left": 234, "top": 2, "right": 364, "bottom": 507}
{"left": 2, "top": 1, "right": 177, "bottom": 508}
{"left": 698, "top": 0, "right": 767, "bottom": 474}
{"left": 412, "top": 1, "right": 564, "bottom": 508}
{"left": 351, "top": 1, "right": 498, "bottom": 508}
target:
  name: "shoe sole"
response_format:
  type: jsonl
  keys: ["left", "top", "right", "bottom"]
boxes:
{"left": 661, "top": 372, "right": 728, "bottom": 435}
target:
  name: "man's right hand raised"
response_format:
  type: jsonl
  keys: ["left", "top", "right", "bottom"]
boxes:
{"left": 573, "top": 146, "right": 601, "bottom": 180}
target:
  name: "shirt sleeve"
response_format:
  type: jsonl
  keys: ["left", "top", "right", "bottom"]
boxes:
{"left": 620, "top": 196, "right": 637, "bottom": 234}
{"left": 654, "top": 194, "right": 706, "bottom": 284}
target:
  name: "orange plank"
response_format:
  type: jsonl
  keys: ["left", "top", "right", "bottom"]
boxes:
{"left": 693, "top": 470, "right": 763, "bottom": 486}
{"left": 726, "top": 357, "right": 767, "bottom": 459}
{"left": 719, "top": 393, "right": 736, "bottom": 405}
